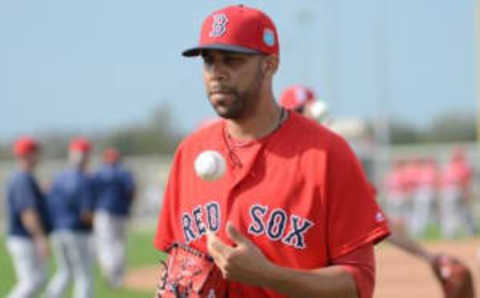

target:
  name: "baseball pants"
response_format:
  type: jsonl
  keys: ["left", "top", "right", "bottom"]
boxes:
{"left": 441, "top": 187, "right": 462, "bottom": 238}
{"left": 410, "top": 186, "right": 435, "bottom": 237}
{"left": 44, "top": 231, "right": 94, "bottom": 298}
{"left": 387, "top": 194, "right": 410, "bottom": 226}
{"left": 6, "top": 236, "right": 47, "bottom": 298}
{"left": 94, "top": 211, "right": 127, "bottom": 288}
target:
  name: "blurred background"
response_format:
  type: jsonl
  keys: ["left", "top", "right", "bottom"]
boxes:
{"left": 1, "top": 0, "right": 479, "bottom": 297}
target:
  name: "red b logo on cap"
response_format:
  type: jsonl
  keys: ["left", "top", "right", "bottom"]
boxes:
{"left": 209, "top": 14, "right": 229, "bottom": 38}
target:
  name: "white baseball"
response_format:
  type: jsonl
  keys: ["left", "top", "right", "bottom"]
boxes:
{"left": 194, "top": 150, "right": 226, "bottom": 181}
{"left": 308, "top": 101, "right": 328, "bottom": 121}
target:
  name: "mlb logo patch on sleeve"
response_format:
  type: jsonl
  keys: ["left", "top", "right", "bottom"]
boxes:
{"left": 376, "top": 212, "right": 385, "bottom": 223}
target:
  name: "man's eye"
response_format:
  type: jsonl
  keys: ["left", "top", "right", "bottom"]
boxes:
{"left": 225, "top": 57, "right": 241, "bottom": 64}
{"left": 202, "top": 55, "right": 213, "bottom": 65}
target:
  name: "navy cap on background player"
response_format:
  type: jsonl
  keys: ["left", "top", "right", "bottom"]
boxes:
{"left": 182, "top": 5, "right": 279, "bottom": 57}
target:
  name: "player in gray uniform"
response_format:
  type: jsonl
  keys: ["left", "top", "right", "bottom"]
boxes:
{"left": 6, "top": 137, "right": 51, "bottom": 298}
{"left": 44, "top": 137, "right": 96, "bottom": 298}
{"left": 94, "top": 148, "right": 135, "bottom": 288}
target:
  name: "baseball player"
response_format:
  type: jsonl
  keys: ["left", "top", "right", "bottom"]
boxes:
{"left": 44, "top": 137, "right": 96, "bottom": 298}
{"left": 279, "top": 84, "right": 475, "bottom": 298}
{"left": 6, "top": 137, "right": 51, "bottom": 298}
{"left": 383, "top": 160, "right": 410, "bottom": 230}
{"left": 155, "top": 5, "right": 390, "bottom": 298}
{"left": 93, "top": 148, "right": 136, "bottom": 288}
{"left": 279, "top": 84, "right": 330, "bottom": 123}
{"left": 403, "top": 159, "right": 421, "bottom": 199}
{"left": 440, "top": 148, "right": 476, "bottom": 238}
{"left": 410, "top": 158, "right": 439, "bottom": 237}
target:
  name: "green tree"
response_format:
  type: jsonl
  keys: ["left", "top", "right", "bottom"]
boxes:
{"left": 104, "top": 103, "right": 181, "bottom": 155}
{"left": 426, "top": 110, "right": 476, "bottom": 143}
{"left": 388, "top": 120, "right": 422, "bottom": 144}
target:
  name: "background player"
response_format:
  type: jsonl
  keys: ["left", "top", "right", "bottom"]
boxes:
{"left": 279, "top": 84, "right": 330, "bottom": 123}
{"left": 6, "top": 137, "right": 51, "bottom": 298}
{"left": 45, "top": 137, "right": 96, "bottom": 298}
{"left": 410, "top": 157, "right": 439, "bottom": 237}
{"left": 94, "top": 147, "right": 136, "bottom": 288}
{"left": 155, "top": 5, "right": 390, "bottom": 298}
{"left": 279, "top": 84, "right": 475, "bottom": 298}
{"left": 383, "top": 159, "right": 410, "bottom": 231}
{"left": 440, "top": 147, "right": 476, "bottom": 238}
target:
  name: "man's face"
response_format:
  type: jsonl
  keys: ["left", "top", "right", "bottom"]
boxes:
{"left": 69, "top": 150, "right": 90, "bottom": 168}
{"left": 18, "top": 151, "right": 39, "bottom": 171}
{"left": 202, "top": 50, "right": 265, "bottom": 119}
{"left": 294, "top": 105, "right": 306, "bottom": 116}
{"left": 25, "top": 152, "right": 39, "bottom": 168}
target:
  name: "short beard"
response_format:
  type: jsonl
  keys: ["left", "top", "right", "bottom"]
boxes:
{"left": 212, "top": 64, "right": 265, "bottom": 120}
{"left": 213, "top": 90, "right": 245, "bottom": 119}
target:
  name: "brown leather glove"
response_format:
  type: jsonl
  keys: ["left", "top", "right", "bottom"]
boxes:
{"left": 431, "top": 254, "right": 475, "bottom": 298}
{"left": 157, "top": 243, "right": 227, "bottom": 298}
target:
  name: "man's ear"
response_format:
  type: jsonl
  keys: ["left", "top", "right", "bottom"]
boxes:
{"left": 261, "top": 55, "right": 279, "bottom": 77}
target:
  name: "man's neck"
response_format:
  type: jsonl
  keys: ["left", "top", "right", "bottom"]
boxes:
{"left": 226, "top": 93, "right": 282, "bottom": 141}
{"left": 18, "top": 161, "right": 33, "bottom": 173}
{"left": 70, "top": 162, "right": 86, "bottom": 172}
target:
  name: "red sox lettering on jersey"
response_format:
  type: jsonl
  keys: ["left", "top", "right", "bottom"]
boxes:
{"left": 182, "top": 202, "right": 314, "bottom": 249}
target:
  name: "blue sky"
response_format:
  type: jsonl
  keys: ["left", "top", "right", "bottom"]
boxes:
{"left": 1, "top": 0, "right": 476, "bottom": 140}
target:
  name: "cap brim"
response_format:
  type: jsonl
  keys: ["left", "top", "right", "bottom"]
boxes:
{"left": 182, "top": 44, "right": 261, "bottom": 57}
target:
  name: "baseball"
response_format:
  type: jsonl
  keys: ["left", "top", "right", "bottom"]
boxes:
{"left": 308, "top": 101, "right": 328, "bottom": 121}
{"left": 194, "top": 150, "right": 226, "bottom": 181}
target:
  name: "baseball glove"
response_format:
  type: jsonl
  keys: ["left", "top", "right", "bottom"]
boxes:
{"left": 156, "top": 243, "right": 227, "bottom": 298}
{"left": 431, "top": 254, "right": 475, "bottom": 298}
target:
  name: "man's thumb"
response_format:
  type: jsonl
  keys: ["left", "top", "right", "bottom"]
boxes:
{"left": 226, "top": 222, "right": 249, "bottom": 246}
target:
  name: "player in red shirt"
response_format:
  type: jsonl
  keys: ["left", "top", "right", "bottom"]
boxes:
{"left": 154, "top": 5, "right": 389, "bottom": 298}
{"left": 440, "top": 148, "right": 476, "bottom": 237}
{"left": 384, "top": 160, "right": 410, "bottom": 229}
{"left": 410, "top": 158, "right": 439, "bottom": 237}
{"left": 279, "top": 84, "right": 331, "bottom": 124}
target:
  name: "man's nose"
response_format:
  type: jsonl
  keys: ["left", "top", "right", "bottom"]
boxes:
{"left": 208, "top": 62, "right": 227, "bottom": 81}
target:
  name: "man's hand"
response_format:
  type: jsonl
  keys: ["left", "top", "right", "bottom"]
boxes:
{"left": 34, "top": 235, "right": 50, "bottom": 260}
{"left": 81, "top": 211, "right": 94, "bottom": 227}
{"left": 206, "top": 222, "right": 274, "bottom": 286}
{"left": 21, "top": 208, "right": 50, "bottom": 261}
{"left": 430, "top": 254, "right": 475, "bottom": 298}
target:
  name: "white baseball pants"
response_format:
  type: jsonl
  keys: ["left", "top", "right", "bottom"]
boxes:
{"left": 6, "top": 236, "right": 47, "bottom": 298}
{"left": 44, "top": 231, "right": 94, "bottom": 298}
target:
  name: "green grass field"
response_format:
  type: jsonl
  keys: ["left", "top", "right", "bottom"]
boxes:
{"left": 0, "top": 229, "right": 161, "bottom": 298}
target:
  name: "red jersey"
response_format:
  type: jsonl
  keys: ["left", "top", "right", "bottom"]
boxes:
{"left": 442, "top": 160, "right": 472, "bottom": 189}
{"left": 418, "top": 163, "right": 439, "bottom": 188}
{"left": 385, "top": 168, "right": 408, "bottom": 197}
{"left": 402, "top": 162, "right": 421, "bottom": 194}
{"left": 155, "top": 112, "right": 390, "bottom": 298}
